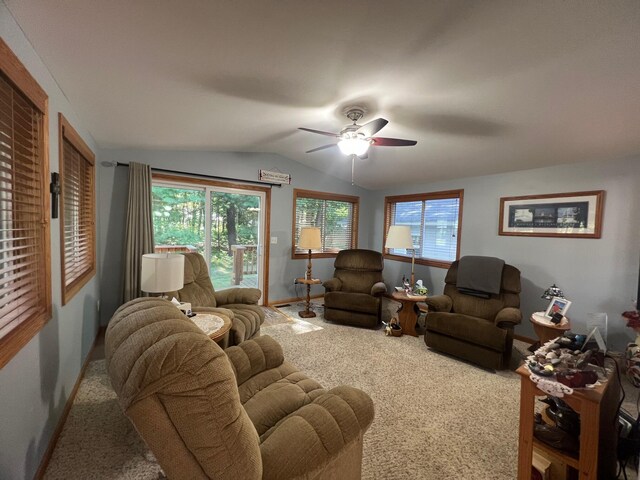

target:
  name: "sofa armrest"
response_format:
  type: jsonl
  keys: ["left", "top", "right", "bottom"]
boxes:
{"left": 422, "top": 295, "right": 452, "bottom": 313}
{"left": 225, "top": 335, "right": 285, "bottom": 385}
{"left": 191, "top": 306, "right": 235, "bottom": 321}
{"left": 371, "top": 282, "right": 387, "bottom": 297}
{"left": 260, "top": 385, "right": 374, "bottom": 479}
{"left": 494, "top": 307, "right": 522, "bottom": 328}
{"left": 214, "top": 287, "right": 261, "bottom": 306}
{"left": 323, "top": 278, "right": 342, "bottom": 292}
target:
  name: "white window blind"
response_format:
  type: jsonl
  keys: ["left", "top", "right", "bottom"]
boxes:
{"left": 386, "top": 190, "right": 462, "bottom": 266}
{"left": 294, "top": 191, "right": 358, "bottom": 256}
{"left": 60, "top": 120, "right": 95, "bottom": 303}
{"left": 0, "top": 72, "right": 48, "bottom": 339}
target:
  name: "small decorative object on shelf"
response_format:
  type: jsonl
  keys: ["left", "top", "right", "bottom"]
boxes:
{"left": 413, "top": 279, "right": 428, "bottom": 296}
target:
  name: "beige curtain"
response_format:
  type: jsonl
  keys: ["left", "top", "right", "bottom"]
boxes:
{"left": 122, "top": 162, "right": 155, "bottom": 303}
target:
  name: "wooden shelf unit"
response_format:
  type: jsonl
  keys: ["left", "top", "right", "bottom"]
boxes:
{"left": 516, "top": 364, "right": 620, "bottom": 480}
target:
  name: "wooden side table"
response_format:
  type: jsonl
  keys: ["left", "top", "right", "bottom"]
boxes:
{"left": 391, "top": 291, "right": 427, "bottom": 337}
{"left": 296, "top": 277, "right": 321, "bottom": 318}
{"left": 516, "top": 364, "right": 619, "bottom": 479}
{"left": 190, "top": 313, "right": 232, "bottom": 347}
{"left": 530, "top": 312, "right": 571, "bottom": 345}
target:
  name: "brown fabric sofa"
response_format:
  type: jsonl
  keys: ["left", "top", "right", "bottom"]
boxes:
{"left": 167, "top": 252, "right": 264, "bottom": 346}
{"left": 105, "top": 297, "right": 375, "bottom": 480}
{"left": 323, "top": 249, "right": 386, "bottom": 328}
{"left": 423, "top": 260, "right": 522, "bottom": 370}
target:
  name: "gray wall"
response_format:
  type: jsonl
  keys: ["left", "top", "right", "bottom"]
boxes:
{"left": 98, "top": 149, "right": 373, "bottom": 323}
{"left": 0, "top": 6, "right": 101, "bottom": 479}
{"left": 371, "top": 156, "right": 640, "bottom": 351}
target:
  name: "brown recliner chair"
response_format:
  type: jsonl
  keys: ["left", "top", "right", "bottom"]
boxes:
{"left": 105, "top": 298, "right": 375, "bottom": 480}
{"left": 423, "top": 259, "right": 522, "bottom": 370}
{"left": 167, "top": 252, "right": 264, "bottom": 346}
{"left": 323, "top": 249, "right": 386, "bottom": 328}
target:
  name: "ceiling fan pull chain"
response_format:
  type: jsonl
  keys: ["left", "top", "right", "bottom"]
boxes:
{"left": 351, "top": 155, "right": 355, "bottom": 185}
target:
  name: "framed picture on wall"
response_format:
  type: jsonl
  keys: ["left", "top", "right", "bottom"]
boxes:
{"left": 499, "top": 190, "right": 604, "bottom": 238}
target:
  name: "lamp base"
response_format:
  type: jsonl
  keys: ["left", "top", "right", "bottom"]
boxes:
{"left": 299, "top": 310, "right": 316, "bottom": 318}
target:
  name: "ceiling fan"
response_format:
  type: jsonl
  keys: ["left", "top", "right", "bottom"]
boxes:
{"left": 298, "top": 107, "right": 417, "bottom": 161}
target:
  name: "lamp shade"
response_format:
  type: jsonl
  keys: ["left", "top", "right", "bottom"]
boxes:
{"left": 141, "top": 253, "right": 185, "bottom": 294}
{"left": 385, "top": 225, "right": 414, "bottom": 250}
{"left": 541, "top": 283, "right": 564, "bottom": 300}
{"left": 298, "top": 227, "right": 322, "bottom": 250}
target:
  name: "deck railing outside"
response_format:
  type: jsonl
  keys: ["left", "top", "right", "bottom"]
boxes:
{"left": 231, "top": 245, "right": 258, "bottom": 285}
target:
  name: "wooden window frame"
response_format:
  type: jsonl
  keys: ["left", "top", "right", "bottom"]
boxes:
{"left": 383, "top": 189, "right": 464, "bottom": 269}
{"left": 0, "top": 37, "right": 51, "bottom": 369}
{"left": 59, "top": 113, "right": 95, "bottom": 305}
{"left": 291, "top": 189, "right": 359, "bottom": 259}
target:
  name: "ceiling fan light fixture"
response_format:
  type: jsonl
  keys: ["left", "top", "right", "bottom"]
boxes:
{"left": 338, "top": 137, "right": 370, "bottom": 156}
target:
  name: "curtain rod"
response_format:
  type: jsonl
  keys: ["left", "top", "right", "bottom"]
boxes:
{"left": 113, "top": 162, "right": 283, "bottom": 188}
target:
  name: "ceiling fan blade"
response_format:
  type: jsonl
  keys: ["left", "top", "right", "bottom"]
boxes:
{"left": 371, "top": 137, "right": 417, "bottom": 147}
{"left": 306, "top": 144, "right": 336, "bottom": 153}
{"left": 357, "top": 118, "right": 388, "bottom": 137}
{"left": 298, "top": 127, "right": 340, "bottom": 137}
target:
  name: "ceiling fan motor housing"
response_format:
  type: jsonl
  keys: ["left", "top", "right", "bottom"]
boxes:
{"left": 344, "top": 106, "right": 366, "bottom": 124}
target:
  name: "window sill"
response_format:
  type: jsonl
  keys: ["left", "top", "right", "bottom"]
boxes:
{"left": 383, "top": 253, "right": 453, "bottom": 269}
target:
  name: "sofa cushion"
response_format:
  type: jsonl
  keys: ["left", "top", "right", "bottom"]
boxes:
{"left": 425, "top": 312, "right": 508, "bottom": 352}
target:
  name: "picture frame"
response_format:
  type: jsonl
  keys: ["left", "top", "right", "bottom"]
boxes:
{"left": 498, "top": 190, "right": 604, "bottom": 238}
{"left": 544, "top": 296, "right": 572, "bottom": 318}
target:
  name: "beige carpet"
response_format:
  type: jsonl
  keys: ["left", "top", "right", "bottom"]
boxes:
{"left": 45, "top": 302, "right": 531, "bottom": 479}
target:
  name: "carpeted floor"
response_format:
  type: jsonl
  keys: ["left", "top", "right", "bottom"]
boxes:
{"left": 43, "top": 301, "right": 628, "bottom": 479}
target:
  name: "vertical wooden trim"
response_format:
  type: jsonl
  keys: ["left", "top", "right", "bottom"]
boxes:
{"left": 456, "top": 189, "right": 464, "bottom": 260}
{"left": 262, "top": 188, "right": 271, "bottom": 305}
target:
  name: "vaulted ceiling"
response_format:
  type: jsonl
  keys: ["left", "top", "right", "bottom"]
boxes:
{"left": 5, "top": 0, "right": 640, "bottom": 188}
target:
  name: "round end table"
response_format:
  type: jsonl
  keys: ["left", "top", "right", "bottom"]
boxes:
{"left": 190, "top": 313, "right": 232, "bottom": 346}
{"left": 530, "top": 311, "right": 571, "bottom": 345}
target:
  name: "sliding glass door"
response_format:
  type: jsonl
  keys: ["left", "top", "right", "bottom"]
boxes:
{"left": 152, "top": 181, "right": 265, "bottom": 303}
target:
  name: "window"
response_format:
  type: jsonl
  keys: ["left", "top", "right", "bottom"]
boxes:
{"left": 151, "top": 175, "right": 269, "bottom": 301}
{"left": 59, "top": 114, "right": 95, "bottom": 305}
{"left": 292, "top": 189, "right": 359, "bottom": 258}
{"left": 0, "top": 38, "right": 51, "bottom": 368}
{"left": 384, "top": 190, "right": 463, "bottom": 269}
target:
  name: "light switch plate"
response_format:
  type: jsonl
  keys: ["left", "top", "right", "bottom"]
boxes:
{"left": 270, "top": 236, "right": 278, "bottom": 244}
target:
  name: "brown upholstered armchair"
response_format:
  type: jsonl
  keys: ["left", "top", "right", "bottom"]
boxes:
{"left": 423, "top": 259, "right": 522, "bottom": 370}
{"left": 167, "top": 252, "right": 264, "bottom": 346}
{"left": 105, "top": 298, "right": 374, "bottom": 480}
{"left": 323, "top": 249, "right": 387, "bottom": 328}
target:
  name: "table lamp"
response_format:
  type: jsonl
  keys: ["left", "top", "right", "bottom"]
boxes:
{"left": 386, "top": 225, "right": 415, "bottom": 286}
{"left": 141, "top": 253, "right": 185, "bottom": 298}
{"left": 298, "top": 227, "right": 322, "bottom": 281}
{"left": 541, "top": 283, "right": 564, "bottom": 300}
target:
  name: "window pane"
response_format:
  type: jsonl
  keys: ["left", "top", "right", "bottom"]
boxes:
{"left": 422, "top": 198, "right": 459, "bottom": 262}
{"left": 152, "top": 185, "right": 205, "bottom": 255}
{"left": 385, "top": 190, "right": 462, "bottom": 266}
{"left": 294, "top": 193, "right": 356, "bottom": 255}
{"left": 390, "top": 201, "right": 421, "bottom": 256}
